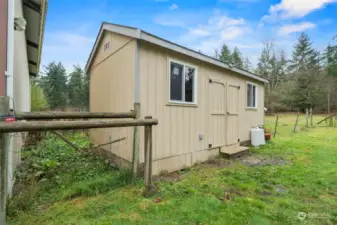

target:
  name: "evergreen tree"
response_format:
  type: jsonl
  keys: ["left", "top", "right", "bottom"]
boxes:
{"left": 83, "top": 70, "right": 90, "bottom": 110}
{"left": 214, "top": 49, "right": 220, "bottom": 60}
{"left": 256, "top": 45, "right": 272, "bottom": 79}
{"left": 289, "top": 33, "right": 319, "bottom": 72}
{"left": 289, "top": 33, "right": 322, "bottom": 110}
{"left": 323, "top": 44, "right": 337, "bottom": 113}
{"left": 68, "top": 65, "right": 85, "bottom": 108}
{"left": 219, "top": 44, "right": 232, "bottom": 64}
{"left": 231, "top": 47, "right": 244, "bottom": 69}
{"left": 324, "top": 44, "right": 337, "bottom": 77}
{"left": 256, "top": 41, "right": 289, "bottom": 112}
{"left": 243, "top": 57, "right": 252, "bottom": 72}
{"left": 31, "top": 79, "right": 48, "bottom": 111}
{"left": 40, "top": 62, "right": 68, "bottom": 109}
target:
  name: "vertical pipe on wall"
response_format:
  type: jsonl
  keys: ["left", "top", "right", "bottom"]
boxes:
{"left": 6, "top": 0, "right": 14, "bottom": 197}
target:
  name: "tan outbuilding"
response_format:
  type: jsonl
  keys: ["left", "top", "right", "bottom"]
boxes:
{"left": 85, "top": 23, "right": 268, "bottom": 175}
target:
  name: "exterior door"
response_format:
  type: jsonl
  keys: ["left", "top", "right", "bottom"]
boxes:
{"left": 208, "top": 78, "right": 226, "bottom": 148}
{"left": 226, "top": 83, "right": 240, "bottom": 146}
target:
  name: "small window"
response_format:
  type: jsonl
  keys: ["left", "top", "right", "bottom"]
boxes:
{"left": 104, "top": 41, "right": 110, "bottom": 51}
{"left": 247, "top": 83, "right": 257, "bottom": 108}
{"left": 169, "top": 60, "right": 197, "bottom": 104}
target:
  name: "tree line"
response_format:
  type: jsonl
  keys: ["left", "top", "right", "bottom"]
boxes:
{"left": 33, "top": 32, "right": 337, "bottom": 113}
{"left": 31, "top": 62, "right": 89, "bottom": 111}
{"left": 215, "top": 33, "right": 337, "bottom": 113}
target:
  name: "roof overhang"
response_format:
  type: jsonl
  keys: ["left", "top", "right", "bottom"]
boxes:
{"left": 22, "top": 0, "right": 48, "bottom": 77}
{"left": 85, "top": 22, "right": 269, "bottom": 84}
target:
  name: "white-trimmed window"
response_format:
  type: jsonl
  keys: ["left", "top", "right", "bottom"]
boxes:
{"left": 247, "top": 82, "right": 258, "bottom": 108}
{"left": 169, "top": 60, "right": 197, "bottom": 104}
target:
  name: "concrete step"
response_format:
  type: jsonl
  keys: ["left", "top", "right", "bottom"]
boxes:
{"left": 220, "top": 146, "right": 249, "bottom": 159}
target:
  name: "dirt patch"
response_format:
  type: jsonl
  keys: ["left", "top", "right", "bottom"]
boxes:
{"left": 274, "top": 185, "right": 288, "bottom": 194}
{"left": 238, "top": 155, "right": 288, "bottom": 166}
{"left": 155, "top": 171, "right": 187, "bottom": 182}
{"left": 261, "top": 191, "right": 273, "bottom": 196}
{"left": 196, "top": 158, "right": 231, "bottom": 169}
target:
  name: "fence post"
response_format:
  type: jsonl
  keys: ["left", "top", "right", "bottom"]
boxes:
{"left": 293, "top": 112, "right": 300, "bottom": 132}
{"left": 0, "top": 97, "right": 10, "bottom": 225}
{"left": 132, "top": 103, "right": 140, "bottom": 179}
{"left": 310, "top": 108, "right": 313, "bottom": 127}
{"left": 143, "top": 116, "right": 155, "bottom": 197}
{"left": 305, "top": 108, "right": 309, "bottom": 128}
{"left": 273, "top": 115, "right": 279, "bottom": 138}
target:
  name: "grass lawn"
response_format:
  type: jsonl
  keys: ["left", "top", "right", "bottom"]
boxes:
{"left": 8, "top": 114, "right": 337, "bottom": 225}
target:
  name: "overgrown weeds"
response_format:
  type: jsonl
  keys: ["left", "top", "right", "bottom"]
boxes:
{"left": 7, "top": 132, "right": 133, "bottom": 217}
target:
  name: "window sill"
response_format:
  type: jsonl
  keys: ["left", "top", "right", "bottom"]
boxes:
{"left": 246, "top": 107, "right": 258, "bottom": 111}
{"left": 166, "top": 102, "right": 198, "bottom": 107}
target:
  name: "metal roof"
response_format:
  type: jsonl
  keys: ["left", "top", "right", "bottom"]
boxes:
{"left": 85, "top": 22, "right": 268, "bottom": 83}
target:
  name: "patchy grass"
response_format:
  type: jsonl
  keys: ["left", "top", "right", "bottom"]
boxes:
{"left": 8, "top": 114, "right": 337, "bottom": 225}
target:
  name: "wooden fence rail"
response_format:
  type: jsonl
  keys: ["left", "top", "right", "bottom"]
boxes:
{"left": 0, "top": 108, "right": 157, "bottom": 225}
{"left": 15, "top": 111, "right": 136, "bottom": 120}
{"left": 0, "top": 119, "right": 157, "bottom": 133}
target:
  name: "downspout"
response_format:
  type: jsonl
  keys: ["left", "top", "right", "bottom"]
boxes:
{"left": 5, "top": 0, "right": 14, "bottom": 196}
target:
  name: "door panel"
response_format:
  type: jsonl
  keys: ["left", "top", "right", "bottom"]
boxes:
{"left": 226, "top": 84, "right": 240, "bottom": 146}
{"left": 208, "top": 78, "right": 226, "bottom": 148}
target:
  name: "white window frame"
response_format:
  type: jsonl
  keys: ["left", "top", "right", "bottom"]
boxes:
{"left": 168, "top": 59, "right": 198, "bottom": 105}
{"left": 246, "top": 82, "right": 258, "bottom": 109}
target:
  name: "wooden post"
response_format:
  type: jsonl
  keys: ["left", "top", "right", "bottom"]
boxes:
{"left": 273, "top": 115, "right": 279, "bottom": 138}
{"left": 0, "top": 97, "right": 10, "bottom": 225}
{"left": 310, "top": 108, "right": 313, "bottom": 127}
{"left": 132, "top": 103, "right": 140, "bottom": 179}
{"left": 293, "top": 112, "right": 300, "bottom": 132}
{"left": 305, "top": 108, "right": 309, "bottom": 128}
{"left": 143, "top": 116, "right": 155, "bottom": 197}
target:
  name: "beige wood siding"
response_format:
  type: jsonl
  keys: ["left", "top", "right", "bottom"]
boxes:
{"left": 226, "top": 84, "right": 240, "bottom": 145}
{"left": 138, "top": 41, "right": 264, "bottom": 174}
{"left": 89, "top": 32, "right": 136, "bottom": 162}
{"left": 208, "top": 79, "right": 226, "bottom": 147}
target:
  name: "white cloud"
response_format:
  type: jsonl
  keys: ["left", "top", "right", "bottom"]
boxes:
{"left": 220, "top": 27, "right": 245, "bottom": 40}
{"left": 178, "top": 13, "right": 247, "bottom": 55}
{"left": 41, "top": 31, "right": 95, "bottom": 73}
{"left": 169, "top": 4, "right": 178, "bottom": 10}
{"left": 188, "top": 27, "right": 211, "bottom": 37}
{"left": 262, "top": 0, "right": 337, "bottom": 21}
{"left": 257, "top": 22, "right": 264, "bottom": 29}
{"left": 153, "top": 16, "right": 185, "bottom": 27}
{"left": 278, "top": 22, "right": 316, "bottom": 36}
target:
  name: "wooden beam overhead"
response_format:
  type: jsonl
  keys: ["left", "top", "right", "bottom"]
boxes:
{"left": 28, "top": 60, "right": 37, "bottom": 66}
{"left": 26, "top": 40, "right": 39, "bottom": 49}
{"left": 22, "top": 0, "right": 40, "bottom": 13}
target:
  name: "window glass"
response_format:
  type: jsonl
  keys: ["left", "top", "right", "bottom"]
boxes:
{"left": 170, "top": 62, "right": 184, "bottom": 101}
{"left": 247, "top": 83, "right": 257, "bottom": 108}
{"left": 185, "top": 66, "right": 195, "bottom": 102}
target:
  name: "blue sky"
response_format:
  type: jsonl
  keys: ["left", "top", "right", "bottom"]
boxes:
{"left": 41, "top": 0, "right": 337, "bottom": 72}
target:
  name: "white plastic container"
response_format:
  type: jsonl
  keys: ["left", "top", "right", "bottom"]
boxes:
{"left": 251, "top": 127, "right": 266, "bottom": 147}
